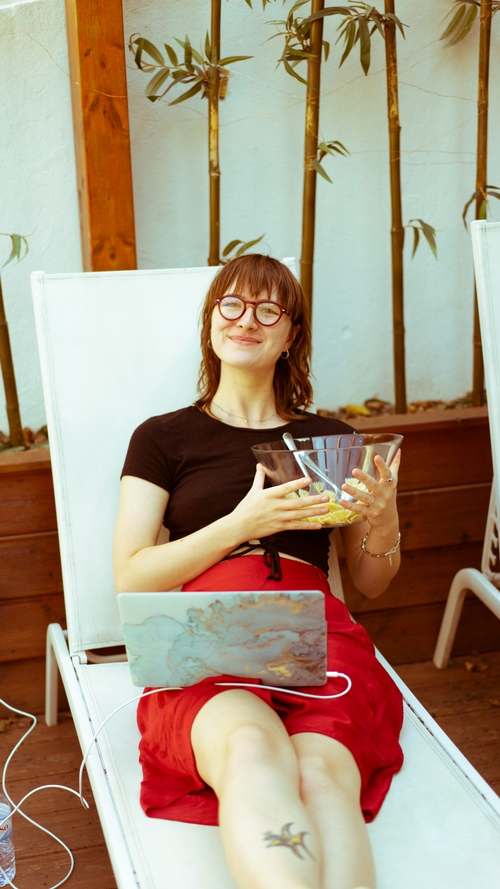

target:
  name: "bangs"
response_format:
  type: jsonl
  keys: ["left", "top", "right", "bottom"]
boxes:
{"left": 208, "top": 255, "right": 304, "bottom": 321}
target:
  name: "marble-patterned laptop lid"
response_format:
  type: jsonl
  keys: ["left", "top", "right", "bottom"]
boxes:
{"left": 117, "top": 591, "right": 327, "bottom": 688}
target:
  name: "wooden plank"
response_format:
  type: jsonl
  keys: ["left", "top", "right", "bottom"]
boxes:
{"left": 342, "top": 541, "right": 484, "bottom": 614}
{"left": 354, "top": 407, "right": 492, "bottom": 491}
{"left": 354, "top": 405, "right": 489, "bottom": 433}
{"left": 397, "top": 483, "right": 491, "bottom": 550}
{"left": 0, "top": 594, "right": 66, "bottom": 662}
{"left": 334, "top": 481, "right": 490, "bottom": 555}
{"left": 0, "top": 718, "right": 116, "bottom": 888}
{"left": 0, "top": 657, "right": 68, "bottom": 718}
{"left": 0, "top": 532, "right": 63, "bottom": 599}
{"left": 0, "top": 447, "right": 51, "bottom": 474}
{"left": 64, "top": 0, "right": 136, "bottom": 271}
{"left": 395, "top": 650, "right": 500, "bottom": 789}
{"left": 0, "top": 470, "right": 57, "bottom": 535}
{"left": 357, "top": 596, "right": 500, "bottom": 664}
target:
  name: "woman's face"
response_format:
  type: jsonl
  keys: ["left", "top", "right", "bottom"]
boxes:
{"left": 210, "top": 285, "right": 298, "bottom": 374}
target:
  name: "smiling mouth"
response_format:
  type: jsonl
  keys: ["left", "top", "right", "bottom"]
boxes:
{"left": 229, "top": 336, "right": 261, "bottom": 345}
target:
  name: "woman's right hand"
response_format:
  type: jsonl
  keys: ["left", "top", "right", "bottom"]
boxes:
{"left": 231, "top": 463, "right": 330, "bottom": 540}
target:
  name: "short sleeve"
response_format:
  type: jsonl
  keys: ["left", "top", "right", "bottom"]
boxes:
{"left": 121, "top": 417, "right": 172, "bottom": 492}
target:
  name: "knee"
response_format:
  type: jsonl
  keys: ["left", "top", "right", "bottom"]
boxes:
{"left": 223, "top": 722, "right": 295, "bottom": 779}
{"left": 226, "top": 722, "right": 293, "bottom": 769}
{"left": 296, "top": 742, "right": 361, "bottom": 804}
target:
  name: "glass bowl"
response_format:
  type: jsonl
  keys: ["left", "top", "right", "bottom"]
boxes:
{"left": 251, "top": 433, "right": 403, "bottom": 527}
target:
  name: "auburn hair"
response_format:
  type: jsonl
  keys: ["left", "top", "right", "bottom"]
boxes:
{"left": 195, "top": 254, "right": 313, "bottom": 420}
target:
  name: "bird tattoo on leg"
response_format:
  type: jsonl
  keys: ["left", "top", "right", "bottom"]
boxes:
{"left": 263, "top": 823, "right": 314, "bottom": 860}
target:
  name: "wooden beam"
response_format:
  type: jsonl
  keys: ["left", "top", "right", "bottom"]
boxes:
{"left": 65, "top": 0, "right": 137, "bottom": 271}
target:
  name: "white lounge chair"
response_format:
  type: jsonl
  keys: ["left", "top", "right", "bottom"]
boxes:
{"left": 434, "top": 221, "right": 500, "bottom": 669}
{"left": 32, "top": 265, "right": 500, "bottom": 889}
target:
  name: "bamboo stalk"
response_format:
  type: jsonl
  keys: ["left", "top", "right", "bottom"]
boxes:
{"left": 300, "top": 0, "right": 324, "bottom": 321}
{"left": 0, "top": 276, "right": 24, "bottom": 447}
{"left": 384, "top": 0, "right": 406, "bottom": 414}
{"left": 208, "top": 0, "right": 221, "bottom": 266}
{"left": 472, "top": 0, "right": 492, "bottom": 407}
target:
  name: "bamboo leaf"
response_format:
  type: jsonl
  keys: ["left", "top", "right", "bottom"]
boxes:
{"left": 370, "top": 15, "right": 386, "bottom": 40}
{"left": 323, "top": 40, "right": 330, "bottom": 61}
{"left": 462, "top": 189, "right": 480, "bottom": 228}
{"left": 329, "top": 140, "right": 350, "bottom": 155}
{"left": 440, "top": 0, "right": 466, "bottom": 39}
{"left": 131, "top": 36, "right": 165, "bottom": 68}
{"left": 383, "top": 13, "right": 407, "bottom": 38}
{"left": 410, "top": 226, "right": 420, "bottom": 259}
{"left": 479, "top": 199, "right": 488, "bottom": 219}
{"left": 190, "top": 46, "right": 204, "bottom": 65}
{"left": 234, "top": 234, "right": 265, "bottom": 257}
{"left": 447, "top": 4, "right": 478, "bottom": 45}
{"left": 223, "top": 239, "right": 243, "bottom": 257}
{"left": 312, "top": 159, "right": 333, "bottom": 183}
{"left": 283, "top": 56, "right": 309, "bottom": 85}
{"left": 304, "top": 7, "right": 353, "bottom": 25}
{"left": 451, "top": 4, "right": 478, "bottom": 44}
{"left": 407, "top": 219, "right": 438, "bottom": 258}
{"left": 286, "top": 47, "right": 314, "bottom": 59}
{"left": 184, "top": 34, "right": 192, "bottom": 67}
{"left": 218, "top": 55, "right": 253, "bottom": 65}
{"left": 145, "top": 67, "right": 171, "bottom": 99}
{"left": 205, "top": 31, "right": 211, "bottom": 60}
{"left": 1, "top": 233, "right": 29, "bottom": 268}
{"left": 420, "top": 224, "right": 438, "bottom": 259}
{"left": 168, "top": 81, "right": 203, "bottom": 105}
{"left": 358, "top": 15, "right": 371, "bottom": 75}
{"left": 164, "top": 43, "right": 179, "bottom": 66}
{"left": 289, "top": 0, "right": 313, "bottom": 18}
{"left": 339, "top": 19, "right": 357, "bottom": 67}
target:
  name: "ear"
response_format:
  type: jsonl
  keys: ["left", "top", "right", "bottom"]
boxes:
{"left": 286, "top": 323, "right": 300, "bottom": 349}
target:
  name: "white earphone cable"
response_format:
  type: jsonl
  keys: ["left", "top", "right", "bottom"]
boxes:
{"left": 0, "top": 670, "right": 351, "bottom": 888}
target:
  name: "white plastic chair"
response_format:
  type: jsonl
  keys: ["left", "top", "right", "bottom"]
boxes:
{"left": 434, "top": 221, "right": 500, "bottom": 669}
{"left": 32, "top": 265, "right": 500, "bottom": 889}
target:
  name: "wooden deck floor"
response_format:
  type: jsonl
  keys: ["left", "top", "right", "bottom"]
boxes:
{"left": 1, "top": 651, "right": 499, "bottom": 888}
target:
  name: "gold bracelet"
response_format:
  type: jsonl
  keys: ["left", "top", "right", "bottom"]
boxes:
{"left": 361, "top": 532, "right": 401, "bottom": 567}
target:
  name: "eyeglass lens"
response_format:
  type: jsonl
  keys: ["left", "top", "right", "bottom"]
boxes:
{"left": 219, "top": 296, "right": 283, "bottom": 325}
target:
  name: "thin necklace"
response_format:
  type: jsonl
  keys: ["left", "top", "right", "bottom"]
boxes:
{"left": 211, "top": 401, "right": 279, "bottom": 426}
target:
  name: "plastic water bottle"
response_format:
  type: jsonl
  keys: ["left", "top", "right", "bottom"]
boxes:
{"left": 0, "top": 793, "right": 15, "bottom": 887}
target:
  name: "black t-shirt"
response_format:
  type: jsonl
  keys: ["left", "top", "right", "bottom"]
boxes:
{"left": 121, "top": 406, "right": 354, "bottom": 576}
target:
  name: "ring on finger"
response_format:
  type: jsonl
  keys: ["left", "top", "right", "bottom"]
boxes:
{"left": 379, "top": 476, "right": 394, "bottom": 484}
{"left": 367, "top": 493, "right": 375, "bottom": 506}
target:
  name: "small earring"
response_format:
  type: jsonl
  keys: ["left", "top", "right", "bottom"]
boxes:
{"left": 207, "top": 339, "right": 213, "bottom": 350}
{"left": 281, "top": 349, "right": 290, "bottom": 360}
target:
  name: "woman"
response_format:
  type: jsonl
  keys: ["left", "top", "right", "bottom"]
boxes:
{"left": 113, "top": 254, "right": 403, "bottom": 889}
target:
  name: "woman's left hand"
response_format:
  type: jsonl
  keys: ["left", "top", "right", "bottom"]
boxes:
{"left": 339, "top": 449, "right": 401, "bottom": 529}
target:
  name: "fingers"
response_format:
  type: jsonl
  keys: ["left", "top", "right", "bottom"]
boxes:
{"left": 251, "top": 463, "right": 267, "bottom": 491}
{"left": 272, "top": 474, "right": 314, "bottom": 497}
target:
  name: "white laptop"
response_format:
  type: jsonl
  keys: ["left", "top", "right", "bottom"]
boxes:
{"left": 117, "top": 590, "right": 327, "bottom": 688}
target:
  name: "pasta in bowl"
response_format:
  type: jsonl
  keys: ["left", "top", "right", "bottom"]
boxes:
{"left": 251, "top": 433, "right": 403, "bottom": 528}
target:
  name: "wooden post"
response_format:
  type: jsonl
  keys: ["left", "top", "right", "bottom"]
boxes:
{"left": 384, "top": 0, "right": 406, "bottom": 414}
{"left": 300, "top": 0, "right": 324, "bottom": 321}
{"left": 64, "top": 0, "right": 137, "bottom": 271}
{"left": 208, "top": 0, "right": 221, "bottom": 267}
{"left": 472, "top": 0, "right": 493, "bottom": 407}
{"left": 0, "top": 277, "right": 24, "bottom": 447}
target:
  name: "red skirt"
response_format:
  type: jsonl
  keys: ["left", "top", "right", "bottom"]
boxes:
{"left": 137, "top": 556, "right": 404, "bottom": 825}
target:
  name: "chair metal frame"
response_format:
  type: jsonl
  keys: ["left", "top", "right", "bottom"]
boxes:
{"left": 434, "top": 221, "right": 500, "bottom": 669}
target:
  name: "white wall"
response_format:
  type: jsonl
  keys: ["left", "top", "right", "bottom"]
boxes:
{"left": 0, "top": 0, "right": 499, "bottom": 431}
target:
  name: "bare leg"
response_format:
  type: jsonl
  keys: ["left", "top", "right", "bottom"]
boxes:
{"left": 292, "top": 733, "right": 376, "bottom": 889}
{"left": 191, "top": 689, "right": 322, "bottom": 889}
